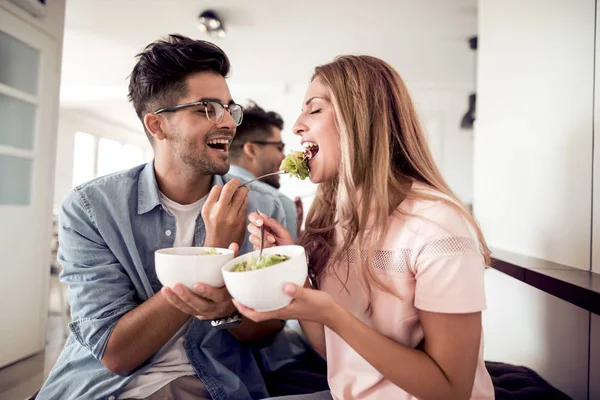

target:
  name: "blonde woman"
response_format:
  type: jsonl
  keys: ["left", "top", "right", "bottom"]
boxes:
{"left": 235, "top": 55, "right": 495, "bottom": 400}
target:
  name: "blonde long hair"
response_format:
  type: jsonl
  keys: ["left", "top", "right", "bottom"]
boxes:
{"left": 298, "top": 55, "right": 490, "bottom": 297}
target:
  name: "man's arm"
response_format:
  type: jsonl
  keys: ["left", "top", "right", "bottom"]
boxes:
{"left": 102, "top": 292, "right": 189, "bottom": 375}
{"left": 227, "top": 317, "right": 283, "bottom": 344}
{"left": 59, "top": 190, "right": 192, "bottom": 376}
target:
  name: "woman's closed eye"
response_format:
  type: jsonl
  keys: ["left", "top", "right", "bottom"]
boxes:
{"left": 309, "top": 109, "right": 322, "bottom": 115}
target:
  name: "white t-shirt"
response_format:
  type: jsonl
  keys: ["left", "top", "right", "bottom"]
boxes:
{"left": 118, "top": 193, "right": 207, "bottom": 399}
{"left": 160, "top": 193, "right": 208, "bottom": 247}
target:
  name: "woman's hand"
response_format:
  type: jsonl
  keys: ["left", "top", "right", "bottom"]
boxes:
{"left": 233, "top": 282, "right": 338, "bottom": 325}
{"left": 247, "top": 210, "right": 295, "bottom": 249}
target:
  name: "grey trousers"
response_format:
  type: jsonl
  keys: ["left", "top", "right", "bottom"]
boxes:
{"left": 125, "top": 375, "right": 212, "bottom": 400}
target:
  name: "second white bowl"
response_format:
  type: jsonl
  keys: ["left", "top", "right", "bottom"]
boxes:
{"left": 222, "top": 245, "right": 307, "bottom": 312}
{"left": 155, "top": 247, "right": 234, "bottom": 289}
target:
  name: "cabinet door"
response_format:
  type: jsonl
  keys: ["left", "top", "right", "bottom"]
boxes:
{"left": 0, "top": 7, "right": 61, "bottom": 367}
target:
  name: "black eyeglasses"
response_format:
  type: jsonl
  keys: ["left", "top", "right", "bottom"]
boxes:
{"left": 250, "top": 141, "right": 285, "bottom": 152}
{"left": 153, "top": 100, "right": 244, "bottom": 126}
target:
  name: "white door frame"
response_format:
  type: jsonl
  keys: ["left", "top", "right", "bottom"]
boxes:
{"left": 0, "top": 7, "right": 61, "bottom": 367}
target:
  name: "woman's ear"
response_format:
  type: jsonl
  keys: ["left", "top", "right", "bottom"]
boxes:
{"left": 144, "top": 113, "right": 167, "bottom": 141}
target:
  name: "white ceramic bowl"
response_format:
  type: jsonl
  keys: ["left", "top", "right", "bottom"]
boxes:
{"left": 222, "top": 245, "right": 307, "bottom": 312}
{"left": 155, "top": 247, "right": 234, "bottom": 289}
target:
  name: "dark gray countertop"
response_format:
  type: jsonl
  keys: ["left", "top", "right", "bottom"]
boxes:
{"left": 490, "top": 248, "right": 600, "bottom": 315}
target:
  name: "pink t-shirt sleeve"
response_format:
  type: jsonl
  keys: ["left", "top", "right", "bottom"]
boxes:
{"left": 411, "top": 202, "right": 487, "bottom": 313}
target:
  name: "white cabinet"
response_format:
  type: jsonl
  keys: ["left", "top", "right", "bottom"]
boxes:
{"left": 0, "top": 0, "right": 65, "bottom": 41}
{"left": 0, "top": 4, "right": 63, "bottom": 367}
{"left": 593, "top": 0, "right": 600, "bottom": 276}
{"left": 475, "top": 0, "right": 595, "bottom": 271}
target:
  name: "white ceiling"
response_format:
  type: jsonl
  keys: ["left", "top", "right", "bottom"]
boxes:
{"left": 59, "top": 0, "right": 477, "bottom": 133}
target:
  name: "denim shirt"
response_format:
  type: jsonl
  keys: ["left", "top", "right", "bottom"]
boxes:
{"left": 228, "top": 165, "right": 298, "bottom": 242}
{"left": 37, "top": 162, "right": 309, "bottom": 400}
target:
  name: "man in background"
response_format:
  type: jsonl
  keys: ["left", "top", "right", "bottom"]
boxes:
{"left": 229, "top": 103, "right": 302, "bottom": 241}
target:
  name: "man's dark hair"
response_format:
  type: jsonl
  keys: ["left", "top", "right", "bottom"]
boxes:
{"left": 128, "top": 34, "right": 230, "bottom": 142}
{"left": 229, "top": 102, "right": 284, "bottom": 161}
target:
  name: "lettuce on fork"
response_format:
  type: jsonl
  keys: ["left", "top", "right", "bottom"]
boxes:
{"left": 280, "top": 150, "right": 310, "bottom": 180}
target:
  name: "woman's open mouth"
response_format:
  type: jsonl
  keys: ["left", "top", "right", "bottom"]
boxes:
{"left": 302, "top": 141, "right": 319, "bottom": 160}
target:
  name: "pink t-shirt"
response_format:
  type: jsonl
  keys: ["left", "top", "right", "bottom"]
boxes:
{"left": 320, "top": 183, "right": 494, "bottom": 400}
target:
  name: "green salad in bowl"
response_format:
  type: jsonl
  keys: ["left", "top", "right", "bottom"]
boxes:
{"left": 222, "top": 245, "right": 307, "bottom": 312}
{"left": 202, "top": 247, "right": 218, "bottom": 255}
{"left": 232, "top": 254, "right": 290, "bottom": 272}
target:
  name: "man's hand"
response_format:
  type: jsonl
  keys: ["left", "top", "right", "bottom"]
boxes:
{"left": 161, "top": 283, "right": 236, "bottom": 320}
{"left": 202, "top": 179, "right": 248, "bottom": 248}
{"left": 161, "top": 242, "right": 238, "bottom": 320}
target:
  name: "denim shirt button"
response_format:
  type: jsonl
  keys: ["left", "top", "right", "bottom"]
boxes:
{"left": 165, "top": 230, "right": 172, "bottom": 237}
{"left": 108, "top": 396, "right": 115, "bottom": 400}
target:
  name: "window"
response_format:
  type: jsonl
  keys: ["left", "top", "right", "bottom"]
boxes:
{"left": 72, "top": 132, "right": 95, "bottom": 187}
{"left": 123, "top": 144, "right": 144, "bottom": 168}
{"left": 71, "top": 133, "right": 149, "bottom": 187}
{"left": 97, "top": 138, "right": 123, "bottom": 177}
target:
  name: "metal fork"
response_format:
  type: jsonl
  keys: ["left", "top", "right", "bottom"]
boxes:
{"left": 240, "top": 171, "right": 289, "bottom": 187}
{"left": 257, "top": 208, "right": 266, "bottom": 261}
{"left": 258, "top": 224, "right": 266, "bottom": 261}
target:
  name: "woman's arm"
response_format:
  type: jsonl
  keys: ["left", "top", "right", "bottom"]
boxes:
{"left": 296, "top": 279, "right": 327, "bottom": 359}
{"left": 298, "top": 320, "right": 327, "bottom": 360}
{"left": 328, "top": 304, "right": 481, "bottom": 400}
{"left": 235, "top": 283, "right": 481, "bottom": 400}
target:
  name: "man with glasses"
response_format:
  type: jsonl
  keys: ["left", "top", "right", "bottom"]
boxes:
{"left": 37, "top": 34, "right": 327, "bottom": 400}
{"left": 229, "top": 103, "right": 302, "bottom": 241}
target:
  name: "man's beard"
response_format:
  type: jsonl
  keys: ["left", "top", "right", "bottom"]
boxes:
{"left": 180, "top": 149, "right": 229, "bottom": 176}
{"left": 172, "top": 132, "right": 230, "bottom": 176}
{"left": 264, "top": 175, "right": 280, "bottom": 189}
{"left": 259, "top": 161, "right": 282, "bottom": 188}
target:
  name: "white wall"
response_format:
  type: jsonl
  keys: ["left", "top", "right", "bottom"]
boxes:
{"left": 53, "top": 109, "right": 151, "bottom": 209}
{"left": 482, "top": 270, "right": 590, "bottom": 400}
{"left": 411, "top": 84, "right": 475, "bottom": 206}
{"left": 474, "top": 0, "right": 595, "bottom": 271}
{"left": 475, "top": 1, "right": 596, "bottom": 398}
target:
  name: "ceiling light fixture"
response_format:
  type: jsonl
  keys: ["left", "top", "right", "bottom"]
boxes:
{"left": 198, "top": 10, "right": 226, "bottom": 38}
